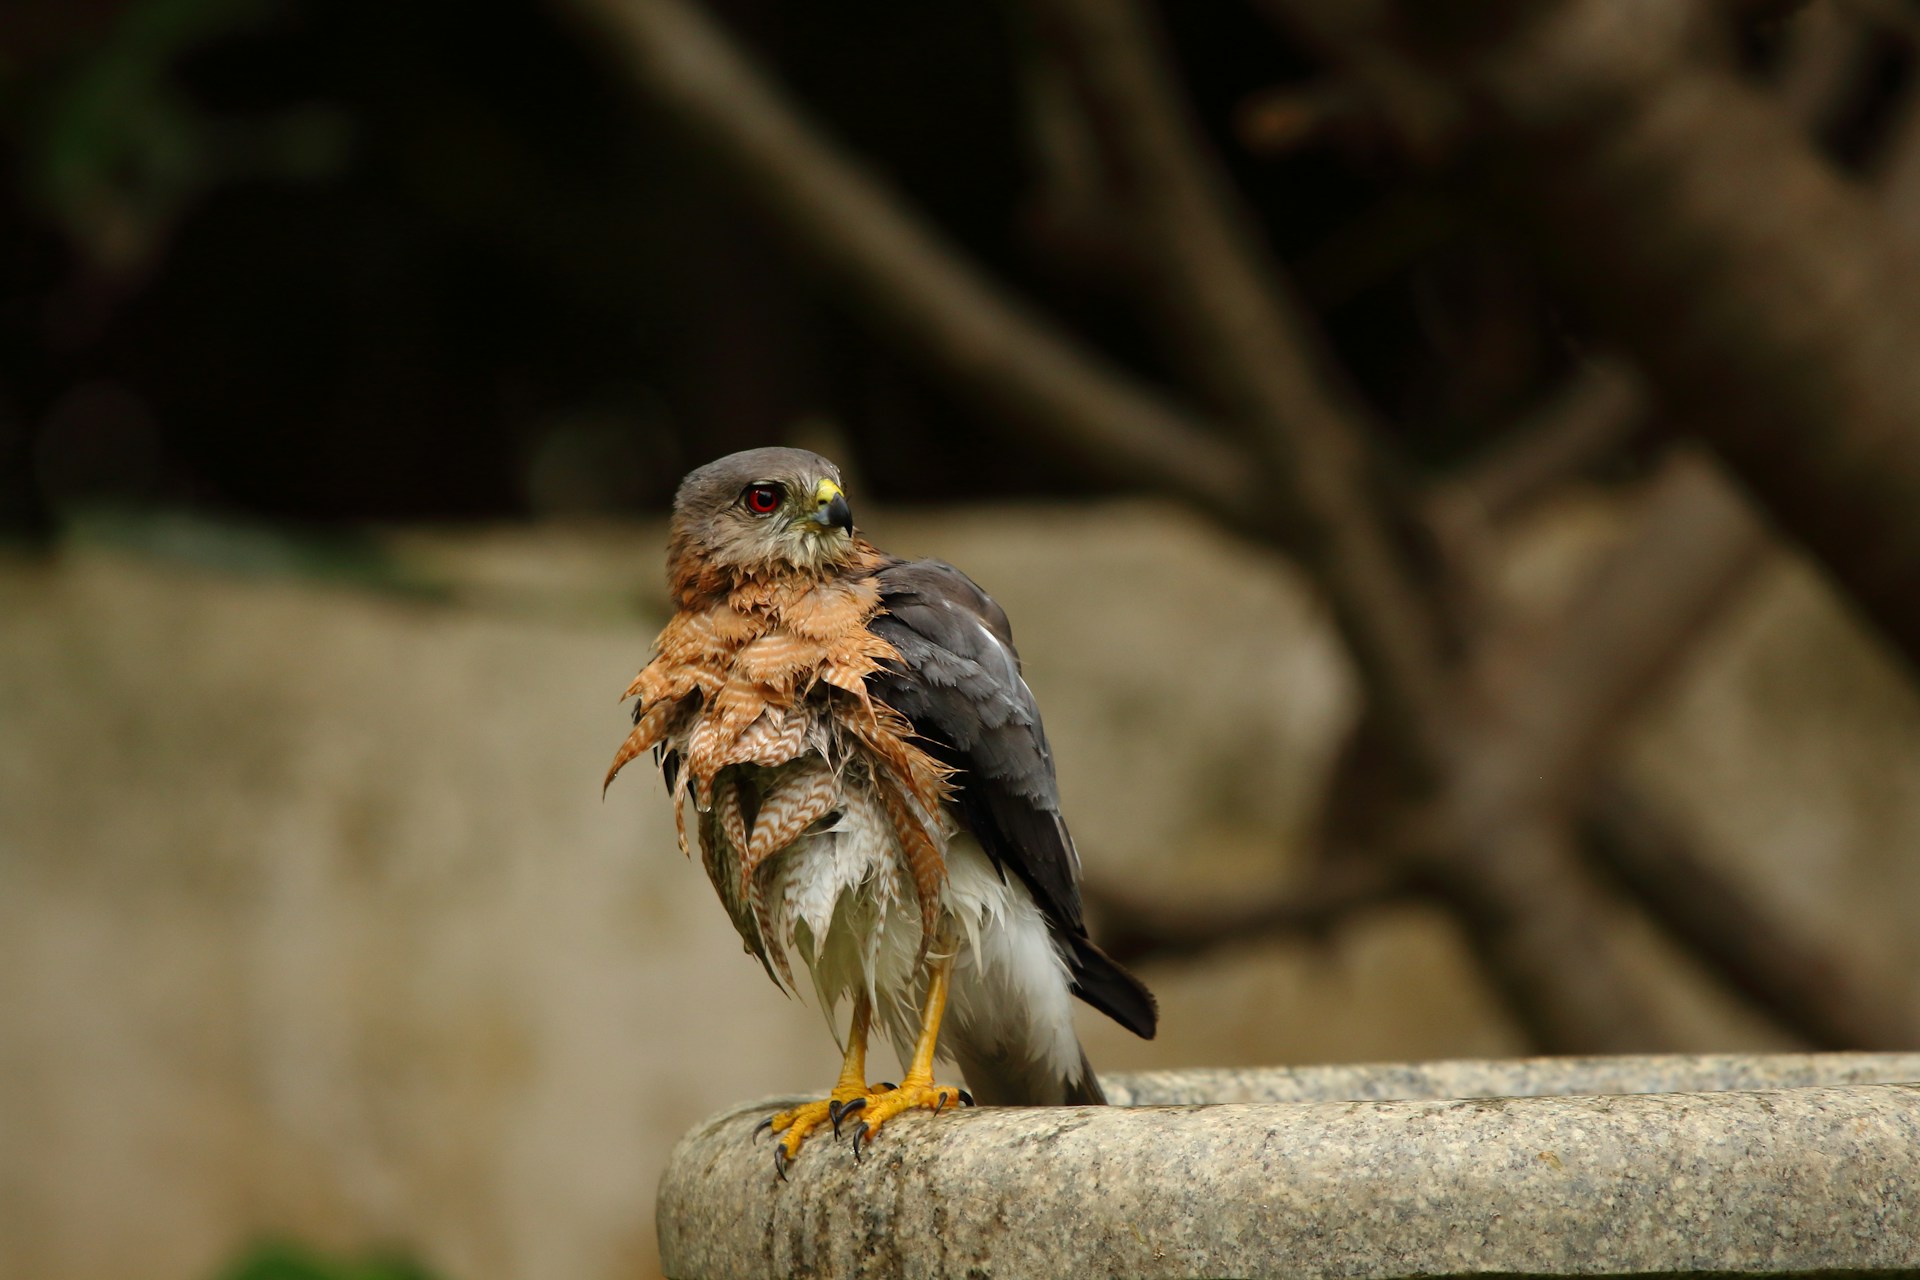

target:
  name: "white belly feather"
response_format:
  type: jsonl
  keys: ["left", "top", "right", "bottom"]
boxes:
{"left": 762, "top": 788, "right": 1083, "bottom": 1089}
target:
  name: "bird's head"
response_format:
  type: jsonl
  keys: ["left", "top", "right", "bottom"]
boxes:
{"left": 667, "top": 447, "right": 859, "bottom": 589}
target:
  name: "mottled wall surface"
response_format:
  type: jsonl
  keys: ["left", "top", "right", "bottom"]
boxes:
{"left": 2, "top": 500, "right": 1916, "bottom": 1280}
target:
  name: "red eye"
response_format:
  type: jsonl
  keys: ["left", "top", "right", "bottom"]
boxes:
{"left": 743, "top": 483, "right": 783, "bottom": 515}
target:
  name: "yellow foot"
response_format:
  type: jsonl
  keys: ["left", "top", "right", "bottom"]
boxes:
{"left": 836, "top": 1075, "right": 972, "bottom": 1162}
{"left": 758, "top": 1084, "right": 892, "bottom": 1179}
{"left": 755, "top": 1078, "right": 974, "bottom": 1177}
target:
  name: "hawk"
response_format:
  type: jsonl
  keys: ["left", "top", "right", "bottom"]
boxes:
{"left": 606, "top": 448, "right": 1156, "bottom": 1174}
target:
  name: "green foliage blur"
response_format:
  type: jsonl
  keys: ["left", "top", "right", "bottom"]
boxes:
{"left": 216, "top": 1242, "right": 442, "bottom": 1280}
{"left": 9, "top": 0, "right": 349, "bottom": 270}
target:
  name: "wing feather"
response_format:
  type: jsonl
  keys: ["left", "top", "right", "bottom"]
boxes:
{"left": 867, "top": 558, "right": 1157, "bottom": 1040}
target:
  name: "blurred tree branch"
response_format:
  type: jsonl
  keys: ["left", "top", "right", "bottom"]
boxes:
{"left": 1456, "top": 453, "right": 1765, "bottom": 816}
{"left": 1429, "top": 358, "right": 1648, "bottom": 534}
{"left": 1025, "top": 0, "right": 1456, "bottom": 768}
{"left": 1582, "top": 779, "right": 1920, "bottom": 1049}
{"left": 1835, "top": 0, "right": 1920, "bottom": 45}
{"left": 1085, "top": 862, "right": 1418, "bottom": 967}
{"left": 1391, "top": 455, "right": 1764, "bottom": 1049}
{"left": 1017, "top": 0, "right": 1868, "bottom": 1053}
{"left": 1006, "top": 0, "right": 1666, "bottom": 1048}
{"left": 1267, "top": 0, "right": 1920, "bottom": 681}
{"left": 555, "top": 0, "right": 1255, "bottom": 517}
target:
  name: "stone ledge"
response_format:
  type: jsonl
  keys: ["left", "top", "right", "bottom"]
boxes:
{"left": 657, "top": 1053, "right": 1920, "bottom": 1279}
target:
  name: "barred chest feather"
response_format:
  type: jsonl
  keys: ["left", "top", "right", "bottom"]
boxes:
{"left": 703, "top": 749, "right": 931, "bottom": 1015}
{"left": 693, "top": 728, "right": 940, "bottom": 998}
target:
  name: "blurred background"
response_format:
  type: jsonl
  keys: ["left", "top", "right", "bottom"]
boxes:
{"left": 6, "top": 0, "right": 1920, "bottom": 1277}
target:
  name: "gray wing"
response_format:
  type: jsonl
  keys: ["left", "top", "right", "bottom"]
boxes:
{"left": 867, "top": 558, "right": 1156, "bottom": 1040}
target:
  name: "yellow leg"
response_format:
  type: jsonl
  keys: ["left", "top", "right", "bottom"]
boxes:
{"left": 762, "top": 993, "right": 894, "bottom": 1178}
{"left": 905, "top": 948, "right": 951, "bottom": 1081}
{"left": 838, "top": 949, "right": 972, "bottom": 1161}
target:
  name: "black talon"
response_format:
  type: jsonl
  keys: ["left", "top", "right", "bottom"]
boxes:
{"left": 957, "top": 1089, "right": 975, "bottom": 1107}
{"left": 831, "top": 1096, "right": 867, "bottom": 1137}
{"left": 932, "top": 1094, "right": 947, "bottom": 1116}
{"left": 848, "top": 1119, "right": 870, "bottom": 1161}
{"left": 773, "top": 1146, "right": 790, "bottom": 1181}
{"left": 874, "top": 1082, "right": 896, "bottom": 1093}
{"left": 753, "top": 1116, "right": 775, "bottom": 1138}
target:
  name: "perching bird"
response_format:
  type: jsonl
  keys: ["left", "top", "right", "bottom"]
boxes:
{"left": 605, "top": 448, "right": 1156, "bottom": 1174}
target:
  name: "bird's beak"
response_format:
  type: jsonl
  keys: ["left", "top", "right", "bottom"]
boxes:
{"left": 812, "top": 478, "right": 854, "bottom": 534}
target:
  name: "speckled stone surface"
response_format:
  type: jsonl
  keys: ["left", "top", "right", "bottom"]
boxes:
{"left": 657, "top": 1054, "right": 1920, "bottom": 1278}
{"left": 1101, "top": 1051, "right": 1920, "bottom": 1105}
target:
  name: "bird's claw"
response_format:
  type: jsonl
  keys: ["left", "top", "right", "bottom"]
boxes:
{"left": 760, "top": 1082, "right": 901, "bottom": 1176}
{"left": 829, "top": 1096, "right": 867, "bottom": 1137}
{"left": 825, "top": 1075, "right": 967, "bottom": 1162}
{"left": 758, "top": 1077, "right": 964, "bottom": 1176}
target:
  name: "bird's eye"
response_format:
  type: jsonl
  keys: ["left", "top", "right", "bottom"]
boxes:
{"left": 742, "top": 483, "right": 784, "bottom": 515}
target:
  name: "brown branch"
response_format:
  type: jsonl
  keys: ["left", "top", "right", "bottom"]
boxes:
{"left": 1430, "top": 358, "right": 1649, "bottom": 530}
{"left": 1035, "top": 0, "right": 1674, "bottom": 1050}
{"left": 1725, "top": 0, "right": 1815, "bottom": 19}
{"left": 1083, "top": 863, "right": 1417, "bottom": 966}
{"left": 1233, "top": 81, "right": 1375, "bottom": 158}
{"left": 1422, "top": 0, "right": 1920, "bottom": 679}
{"left": 1415, "top": 813, "right": 1673, "bottom": 1052}
{"left": 1340, "top": 451, "right": 1766, "bottom": 1047}
{"left": 1582, "top": 778, "right": 1920, "bottom": 1049}
{"left": 1296, "top": 455, "right": 1760, "bottom": 1050}
{"left": 1871, "top": 61, "right": 1920, "bottom": 227}
{"left": 1423, "top": 357, "right": 1651, "bottom": 635}
{"left": 1237, "top": 0, "right": 1920, "bottom": 1054}
{"left": 556, "top": 0, "right": 1257, "bottom": 519}
{"left": 1429, "top": 394, "right": 1915, "bottom": 1056}
{"left": 1260, "top": 0, "right": 1920, "bottom": 680}
{"left": 1837, "top": 0, "right": 1920, "bottom": 46}
{"left": 1773, "top": 0, "right": 1875, "bottom": 129}
{"left": 1287, "top": 453, "right": 1759, "bottom": 1051}
{"left": 1038, "top": 0, "right": 1702, "bottom": 1053}
{"left": 1029, "top": 0, "right": 1457, "bottom": 767}
{"left": 1461, "top": 452, "right": 1767, "bottom": 815}
{"left": 1392, "top": 456, "right": 1759, "bottom": 1049}
{"left": 1261, "top": 0, "right": 1920, "bottom": 1050}
{"left": 1249, "top": 0, "right": 1462, "bottom": 162}
{"left": 1420, "top": 361, "right": 1640, "bottom": 656}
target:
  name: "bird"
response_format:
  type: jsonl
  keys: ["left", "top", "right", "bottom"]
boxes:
{"left": 605, "top": 447, "right": 1156, "bottom": 1175}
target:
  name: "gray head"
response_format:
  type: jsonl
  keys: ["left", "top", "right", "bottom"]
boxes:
{"left": 668, "top": 447, "right": 858, "bottom": 580}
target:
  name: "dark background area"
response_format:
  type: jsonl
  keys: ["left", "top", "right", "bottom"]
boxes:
{"left": 0, "top": 0, "right": 1667, "bottom": 532}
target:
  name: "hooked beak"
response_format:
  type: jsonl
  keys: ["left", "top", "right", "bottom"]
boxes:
{"left": 812, "top": 478, "right": 854, "bottom": 534}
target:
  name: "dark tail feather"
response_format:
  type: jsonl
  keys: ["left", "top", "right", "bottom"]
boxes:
{"left": 953, "top": 1043, "right": 1109, "bottom": 1107}
{"left": 1063, "top": 1049, "right": 1108, "bottom": 1106}
{"left": 1067, "top": 934, "right": 1158, "bottom": 1040}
